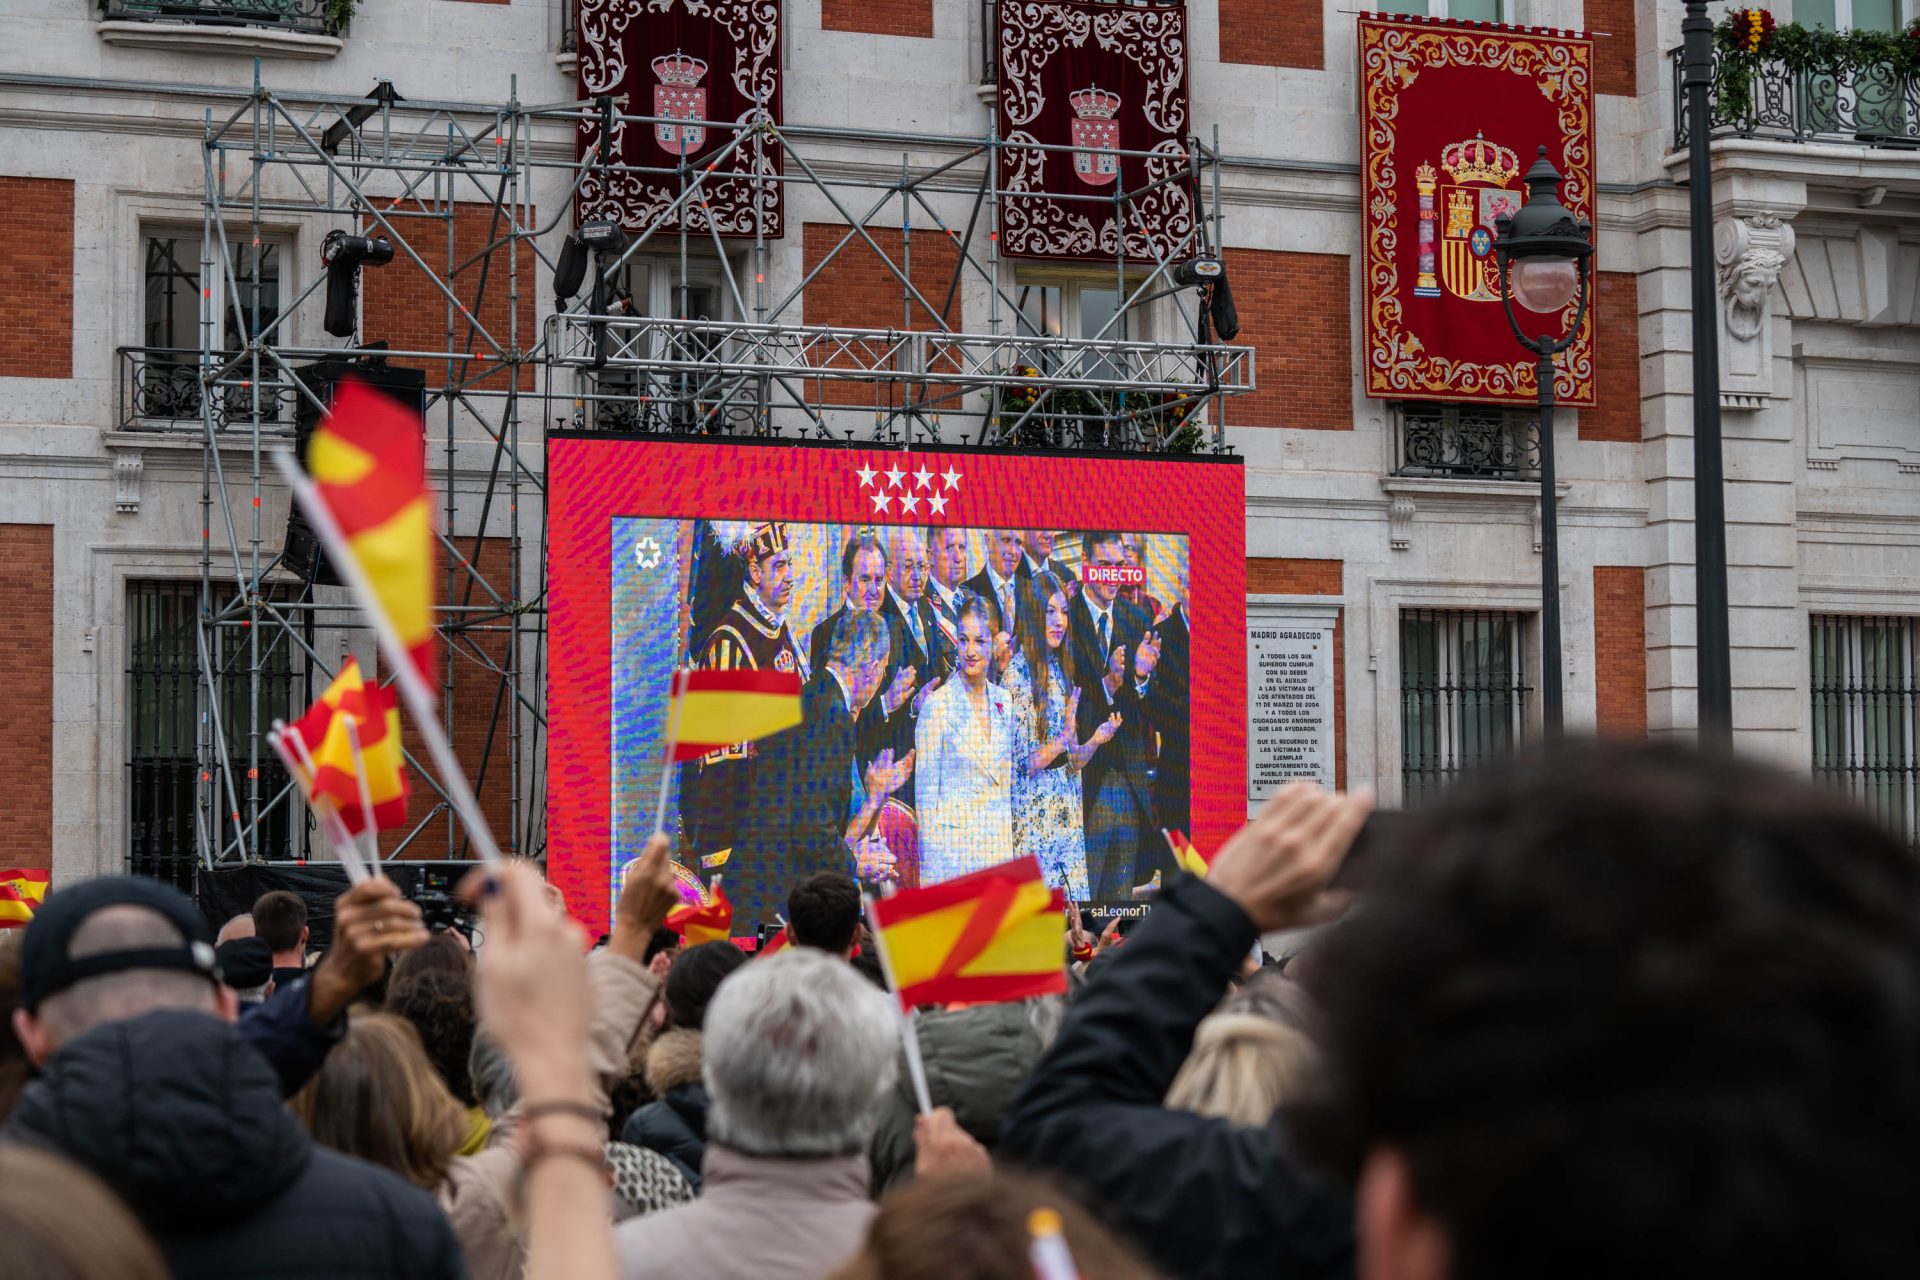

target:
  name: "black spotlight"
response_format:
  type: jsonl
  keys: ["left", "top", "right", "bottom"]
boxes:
{"left": 553, "top": 234, "right": 589, "bottom": 305}
{"left": 322, "top": 229, "right": 395, "bottom": 339}
{"left": 1171, "top": 255, "right": 1223, "bottom": 287}
{"left": 1207, "top": 272, "right": 1239, "bottom": 342}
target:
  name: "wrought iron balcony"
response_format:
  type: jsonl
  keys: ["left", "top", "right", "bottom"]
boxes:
{"left": 99, "top": 0, "right": 342, "bottom": 37}
{"left": 1393, "top": 402, "right": 1540, "bottom": 481}
{"left": 1672, "top": 45, "right": 1920, "bottom": 149}
{"left": 116, "top": 347, "right": 295, "bottom": 435}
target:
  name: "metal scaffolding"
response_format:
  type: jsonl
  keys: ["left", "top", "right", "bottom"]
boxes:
{"left": 170, "top": 70, "right": 1250, "bottom": 873}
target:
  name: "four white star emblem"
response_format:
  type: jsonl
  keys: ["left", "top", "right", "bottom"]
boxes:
{"left": 855, "top": 460, "right": 958, "bottom": 518}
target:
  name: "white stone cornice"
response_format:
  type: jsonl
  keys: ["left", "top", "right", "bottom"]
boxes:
{"left": 95, "top": 19, "right": 343, "bottom": 60}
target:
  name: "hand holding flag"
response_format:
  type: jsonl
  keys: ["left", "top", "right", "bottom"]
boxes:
{"left": 0, "top": 869, "right": 50, "bottom": 930}
{"left": 1164, "top": 828, "right": 1211, "bottom": 879}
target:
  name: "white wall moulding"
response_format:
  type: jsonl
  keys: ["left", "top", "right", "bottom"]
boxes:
{"left": 95, "top": 21, "right": 343, "bottom": 60}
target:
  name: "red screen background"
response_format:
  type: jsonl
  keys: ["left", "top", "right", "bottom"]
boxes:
{"left": 548, "top": 436, "right": 1247, "bottom": 936}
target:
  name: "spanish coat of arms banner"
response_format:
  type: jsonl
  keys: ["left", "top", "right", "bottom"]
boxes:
{"left": 996, "top": 0, "right": 1194, "bottom": 263}
{"left": 576, "top": 0, "right": 783, "bottom": 239}
{"left": 1358, "top": 15, "right": 1595, "bottom": 406}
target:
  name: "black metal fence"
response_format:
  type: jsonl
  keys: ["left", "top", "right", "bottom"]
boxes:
{"left": 116, "top": 347, "right": 293, "bottom": 435}
{"left": 100, "top": 0, "right": 340, "bottom": 36}
{"left": 1811, "top": 614, "right": 1917, "bottom": 844}
{"left": 1394, "top": 402, "right": 1540, "bottom": 480}
{"left": 1672, "top": 45, "right": 1920, "bottom": 149}
{"left": 1401, "top": 608, "right": 1531, "bottom": 805}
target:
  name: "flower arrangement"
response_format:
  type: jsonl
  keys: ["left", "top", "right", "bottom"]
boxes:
{"left": 1710, "top": 9, "right": 1920, "bottom": 123}
{"left": 992, "top": 374, "right": 1202, "bottom": 453}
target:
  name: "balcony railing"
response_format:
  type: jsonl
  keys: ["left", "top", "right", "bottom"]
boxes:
{"left": 1393, "top": 403, "right": 1539, "bottom": 481}
{"left": 99, "top": 0, "right": 340, "bottom": 36}
{"left": 1672, "top": 45, "right": 1920, "bottom": 149}
{"left": 116, "top": 347, "right": 295, "bottom": 435}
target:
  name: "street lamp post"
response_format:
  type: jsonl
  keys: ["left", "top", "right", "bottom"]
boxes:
{"left": 1495, "top": 146, "right": 1593, "bottom": 738}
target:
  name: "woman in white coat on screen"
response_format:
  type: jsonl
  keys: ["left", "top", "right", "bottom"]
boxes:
{"left": 915, "top": 590, "right": 1015, "bottom": 884}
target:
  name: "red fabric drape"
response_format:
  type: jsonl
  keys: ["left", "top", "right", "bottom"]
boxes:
{"left": 577, "top": 0, "right": 784, "bottom": 239}
{"left": 996, "top": 0, "right": 1194, "bottom": 263}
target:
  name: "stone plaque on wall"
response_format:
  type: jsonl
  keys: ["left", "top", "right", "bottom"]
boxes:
{"left": 1247, "top": 611, "right": 1336, "bottom": 806}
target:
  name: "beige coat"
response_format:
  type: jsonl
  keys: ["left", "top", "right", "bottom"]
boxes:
{"left": 438, "top": 948, "right": 659, "bottom": 1280}
{"left": 613, "top": 1146, "right": 875, "bottom": 1280}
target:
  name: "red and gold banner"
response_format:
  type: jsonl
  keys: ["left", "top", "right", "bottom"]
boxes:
{"left": 577, "top": 0, "right": 783, "bottom": 239}
{"left": 996, "top": 0, "right": 1194, "bottom": 263}
{"left": 1359, "top": 15, "right": 1595, "bottom": 406}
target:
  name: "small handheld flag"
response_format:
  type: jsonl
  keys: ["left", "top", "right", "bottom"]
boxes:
{"left": 286, "top": 658, "right": 409, "bottom": 836}
{"left": 867, "top": 856, "right": 1067, "bottom": 1011}
{"left": 666, "top": 882, "right": 734, "bottom": 945}
{"left": 761, "top": 925, "right": 789, "bottom": 955}
{"left": 1027, "top": 1207, "right": 1082, "bottom": 1280}
{"left": 1165, "top": 829, "right": 1211, "bottom": 879}
{"left": 0, "top": 869, "right": 51, "bottom": 929}
{"left": 669, "top": 668, "right": 803, "bottom": 762}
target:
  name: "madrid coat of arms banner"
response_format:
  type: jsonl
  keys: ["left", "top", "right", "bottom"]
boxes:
{"left": 1358, "top": 15, "right": 1595, "bottom": 406}
{"left": 996, "top": 0, "right": 1194, "bottom": 263}
{"left": 577, "top": 0, "right": 783, "bottom": 239}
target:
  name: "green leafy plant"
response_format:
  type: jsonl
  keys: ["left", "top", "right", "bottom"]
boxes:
{"left": 324, "top": 0, "right": 358, "bottom": 33}
{"left": 991, "top": 368, "right": 1204, "bottom": 454}
{"left": 1711, "top": 8, "right": 1920, "bottom": 124}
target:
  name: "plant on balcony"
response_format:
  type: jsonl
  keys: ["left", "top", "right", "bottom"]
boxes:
{"left": 324, "top": 0, "right": 358, "bottom": 33}
{"left": 992, "top": 367, "right": 1202, "bottom": 453}
{"left": 1711, "top": 9, "right": 1920, "bottom": 122}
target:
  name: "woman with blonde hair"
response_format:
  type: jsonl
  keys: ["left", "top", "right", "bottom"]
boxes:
{"left": 0, "top": 1144, "right": 169, "bottom": 1280}
{"left": 1164, "top": 970, "right": 1324, "bottom": 1128}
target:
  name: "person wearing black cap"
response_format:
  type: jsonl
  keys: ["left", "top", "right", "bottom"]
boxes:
{"left": 5, "top": 874, "right": 464, "bottom": 1279}
{"left": 215, "top": 935, "right": 275, "bottom": 1012}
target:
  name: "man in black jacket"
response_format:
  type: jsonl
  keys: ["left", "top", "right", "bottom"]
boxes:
{"left": 6, "top": 875, "right": 465, "bottom": 1279}
{"left": 1002, "top": 781, "right": 1365, "bottom": 1280}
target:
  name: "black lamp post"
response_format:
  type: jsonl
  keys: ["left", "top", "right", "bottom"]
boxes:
{"left": 1495, "top": 146, "right": 1593, "bottom": 738}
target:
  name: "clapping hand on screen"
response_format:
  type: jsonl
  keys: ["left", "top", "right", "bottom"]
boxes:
{"left": 1134, "top": 629, "right": 1162, "bottom": 681}
{"left": 1066, "top": 899, "right": 1095, "bottom": 956}
{"left": 883, "top": 664, "right": 919, "bottom": 716}
{"left": 1088, "top": 711, "right": 1122, "bottom": 748}
{"left": 1053, "top": 689, "right": 1083, "bottom": 754}
{"left": 854, "top": 835, "right": 897, "bottom": 882}
{"left": 864, "top": 748, "right": 915, "bottom": 800}
{"left": 911, "top": 676, "right": 944, "bottom": 717}
{"left": 992, "top": 630, "right": 1013, "bottom": 675}
{"left": 1104, "top": 644, "right": 1127, "bottom": 698}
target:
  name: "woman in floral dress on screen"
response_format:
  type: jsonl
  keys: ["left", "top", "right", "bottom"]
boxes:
{"left": 1006, "top": 570, "right": 1118, "bottom": 898}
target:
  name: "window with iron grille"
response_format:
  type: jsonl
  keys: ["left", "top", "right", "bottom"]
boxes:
{"left": 133, "top": 232, "right": 284, "bottom": 426}
{"left": 1401, "top": 608, "right": 1531, "bottom": 804}
{"left": 1394, "top": 401, "right": 1539, "bottom": 480}
{"left": 129, "top": 582, "right": 304, "bottom": 890}
{"left": 1811, "top": 615, "right": 1917, "bottom": 843}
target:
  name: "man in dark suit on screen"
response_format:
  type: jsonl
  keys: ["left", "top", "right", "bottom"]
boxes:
{"left": 809, "top": 530, "right": 917, "bottom": 767}
{"left": 963, "top": 528, "right": 1026, "bottom": 643}
{"left": 1069, "top": 530, "right": 1164, "bottom": 900}
{"left": 877, "top": 528, "right": 947, "bottom": 806}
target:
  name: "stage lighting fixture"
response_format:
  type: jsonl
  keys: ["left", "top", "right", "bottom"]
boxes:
{"left": 554, "top": 234, "right": 589, "bottom": 304}
{"left": 1207, "top": 272, "right": 1239, "bottom": 342}
{"left": 1171, "top": 255, "right": 1223, "bottom": 287}
{"left": 576, "top": 219, "right": 628, "bottom": 256}
{"left": 321, "top": 229, "right": 396, "bottom": 339}
{"left": 322, "top": 81, "right": 404, "bottom": 156}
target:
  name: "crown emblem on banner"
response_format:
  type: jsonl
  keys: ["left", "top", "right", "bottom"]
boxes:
{"left": 1440, "top": 132, "right": 1519, "bottom": 186}
{"left": 1415, "top": 161, "right": 1438, "bottom": 190}
{"left": 652, "top": 51, "right": 709, "bottom": 87}
{"left": 1069, "top": 85, "right": 1122, "bottom": 120}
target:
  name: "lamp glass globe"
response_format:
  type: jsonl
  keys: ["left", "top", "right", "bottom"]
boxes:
{"left": 1510, "top": 258, "right": 1579, "bottom": 314}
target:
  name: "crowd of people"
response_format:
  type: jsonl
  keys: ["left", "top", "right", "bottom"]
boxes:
{"left": 3, "top": 737, "right": 1920, "bottom": 1279}
{"left": 670, "top": 523, "right": 1192, "bottom": 928}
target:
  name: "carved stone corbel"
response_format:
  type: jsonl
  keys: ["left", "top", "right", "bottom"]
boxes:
{"left": 1714, "top": 213, "right": 1795, "bottom": 409}
{"left": 113, "top": 447, "right": 144, "bottom": 514}
{"left": 1389, "top": 496, "right": 1415, "bottom": 551}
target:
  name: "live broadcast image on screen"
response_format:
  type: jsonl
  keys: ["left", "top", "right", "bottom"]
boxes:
{"left": 610, "top": 518, "right": 1192, "bottom": 934}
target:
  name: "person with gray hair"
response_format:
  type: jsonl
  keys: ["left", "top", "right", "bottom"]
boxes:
{"left": 613, "top": 948, "right": 899, "bottom": 1279}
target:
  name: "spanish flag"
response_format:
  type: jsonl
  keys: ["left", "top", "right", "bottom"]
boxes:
{"left": 0, "top": 868, "right": 50, "bottom": 929}
{"left": 869, "top": 856, "right": 1066, "bottom": 1009}
{"left": 667, "top": 884, "right": 734, "bottom": 945}
{"left": 287, "top": 658, "right": 410, "bottom": 835}
{"left": 761, "top": 926, "right": 789, "bottom": 955}
{"left": 669, "top": 668, "right": 802, "bottom": 762}
{"left": 1165, "top": 829, "right": 1211, "bottom": 879}
{"left": 306, "top": 379, "right": 437, "bottom": 696}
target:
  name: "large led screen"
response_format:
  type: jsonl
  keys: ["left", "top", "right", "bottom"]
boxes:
{"left": 549, "top": 436, "right": 1246, "bottom": 936}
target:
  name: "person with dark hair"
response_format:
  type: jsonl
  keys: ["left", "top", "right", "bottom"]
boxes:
{"left": 787, "top": 871, "right": 862, "bottom": 957}
{"left": 214, "top": 936, "right": 275, "bottom": 1010}
{"left": 387, "top": 934, "right": 485, "bottom": 1153}
{"left": 1068, "top": 530, "right": 1163, "bottom": 899}
{"left": 253, "top": 889, "right": 311, "bottom": 991}
{"left": 1006, "top": 569, "right": 1114, "bottom": 898}
{"left": 1291, "top": 740, "right": 1920, "bottom": 1280}
{"left": 620, "top": 940, "right": 748, "bottom": 1191}
{"left": 832, "top": 1170, "right": 1160, "bottom": 1280}
{"left": 810, "top": 530, "right": 917, "bottom": 765}
{"left": 681, "top": 521, "right": 804, "bottom": 877}
{"left": 6, "top": 875, "right": 459, "bottom": 1279}
{"left": 917, "top": 590, "right": 1016, "bottom": 885}
{"left": 962, "top": 529, "right": 1025, "bottom": 643}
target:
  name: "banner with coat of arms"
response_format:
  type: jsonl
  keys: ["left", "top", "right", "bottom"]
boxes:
{"left": 996, "top": 0, "right": 1194, "bottom": 263}
{"left": 1359, "top": 15, "right": 1595, "bottom": 406}
{"left": 576, "top": 0, "right": 783, "bottom": 239}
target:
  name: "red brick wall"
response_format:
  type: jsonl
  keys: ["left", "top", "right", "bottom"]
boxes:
{"left": 1592, "top": 565, "right": 1647, "bottom": 738}
{"left": 1224, "top": 249, "right": 1352, "bottom": 431}
{"left": 823, "top": 0, "right": 931, "bottom": 37}
{"left": 382, "top": 536, "right": 521, "bottom": 859}
{"left": 0, "top": 526, "right": 53, "bottom": 870}
{"left": 360, "top": 202, "right": 537, "bottom": 392}
{"left": 1247, "top": 557, "right": 1346, "bottom": 790}
{"left": 1219, "top": 0, "right": 1322, "bottom": 69}
{"left": 0, "top": 178, "right": 73, "bottom": 380}
{"left": 803, "top": 223, "right": 959, "bottom": 329}
{"left": 1580, "top": 271, "right": 1642, "bottom": 443}
{"left": 1587, "top": 0, "right": 1637, "bottom": 97}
